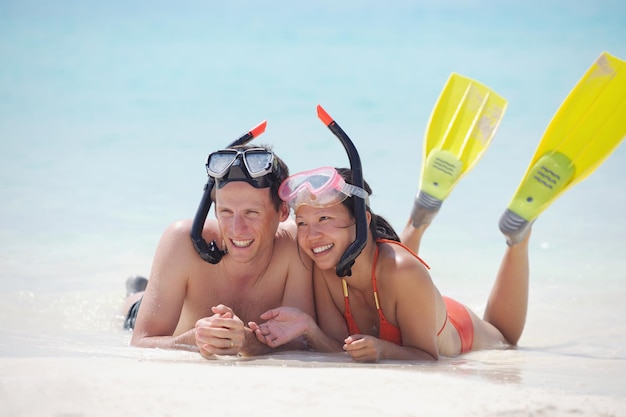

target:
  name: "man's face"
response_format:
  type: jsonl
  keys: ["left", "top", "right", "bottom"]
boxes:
{"left": 214, "top": 181, "right": 285, "bottom": 263}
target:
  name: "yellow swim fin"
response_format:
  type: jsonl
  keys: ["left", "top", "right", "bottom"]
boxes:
{"left": 411, "top": 73, "right": 508, "bottom": 227}
{"left": 499, "top": 51, "right": 626, "bottom": 245}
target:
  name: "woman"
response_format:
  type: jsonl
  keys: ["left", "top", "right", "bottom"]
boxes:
{"left": 249, "top": 167, "right": 530, "bottom": 362}
{"left": 250, "top": 168, "right": 529, "bottom": 361}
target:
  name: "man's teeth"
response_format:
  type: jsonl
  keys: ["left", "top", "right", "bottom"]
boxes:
{"left": 313, "top": 243, "right": 333, "bottom": 254}
{"left": 232, "top": 239, "right": 253, "bottom": 248}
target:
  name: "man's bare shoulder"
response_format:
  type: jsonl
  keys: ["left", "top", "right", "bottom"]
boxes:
{"left": 152, "top": 219, "right": 222, "bottom": 270}
{"left": 275, "top": 219, "right": 298, "bottom": 248}
{"left": 162, "top": 218, "right": 193, "bottom": 236}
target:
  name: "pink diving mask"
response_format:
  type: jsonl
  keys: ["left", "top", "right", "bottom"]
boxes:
{"left": 278, "top": 166, "right": 369, "bottom": 210}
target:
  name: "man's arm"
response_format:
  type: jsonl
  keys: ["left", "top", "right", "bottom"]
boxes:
{"left": 130, "top": 220, "right": 198, "bottom": 351}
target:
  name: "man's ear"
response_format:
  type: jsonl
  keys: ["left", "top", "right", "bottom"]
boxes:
{"left": 366, "top": 210, "right": 372, "bottom": 227}
{"left": 279, "top": 201, "right": 290, "bottom": 222}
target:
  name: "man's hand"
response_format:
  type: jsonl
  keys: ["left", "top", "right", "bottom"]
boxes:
{"left": 194, "top": 304, "right": 245, "bottom": 357}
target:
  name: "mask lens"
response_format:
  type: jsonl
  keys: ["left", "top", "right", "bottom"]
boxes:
{"left": 207, "top": 151, "right": 238, "bottom": 178}
{"left": 244, "top": 150, "right": 274, "bottom": 177}
{"left": 281, "top": 170, "right": 334, "bottom": 196}
{"left": 301, "top": 174, "right": 333, "bottom": 190}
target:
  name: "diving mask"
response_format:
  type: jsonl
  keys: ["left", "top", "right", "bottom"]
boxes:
{"left": 278, "top": 166, "right": 369, "bottom": 211}
{"left": 206, "top": 147, "right": 277, "bottom": 189}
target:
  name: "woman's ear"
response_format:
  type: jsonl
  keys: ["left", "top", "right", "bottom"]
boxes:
{"left": 366, "top": 210, "right": 372, "bottom": 227}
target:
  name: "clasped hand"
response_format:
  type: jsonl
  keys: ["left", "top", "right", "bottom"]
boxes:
{"left": 194, "top": 304, "right": 244, "bottom": 357}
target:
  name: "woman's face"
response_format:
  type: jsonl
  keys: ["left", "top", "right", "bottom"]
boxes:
{"left": 294, "top": 203, "right": 356, "bottom": 272}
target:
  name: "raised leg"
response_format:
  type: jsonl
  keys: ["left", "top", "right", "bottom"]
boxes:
{"left": 399, "top": 220, "right": 430, "bottom": 255}
{"left": 483, "top": 231, "right": 531, "bottom": 345}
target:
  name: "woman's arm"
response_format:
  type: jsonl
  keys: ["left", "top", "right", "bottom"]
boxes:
{"left": 344, "top": 245, "right": 441, "bottom": 362}
{"left": 386, "top": 251, "right": 442, "bottom": 360}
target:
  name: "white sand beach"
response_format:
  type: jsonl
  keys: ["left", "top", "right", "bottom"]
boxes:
{"left": 3, "top": 350, "right": 625, "bottom": 417}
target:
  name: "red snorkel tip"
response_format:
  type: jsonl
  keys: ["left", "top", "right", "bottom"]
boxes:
{"left": 250, "top": 120, "right": 267, "bottom": 138}
{"left": 316, "top": 105, "right": 334, "bottom": 126}
{"left": 230, "top": 120, "right": 267, "bottom": 147}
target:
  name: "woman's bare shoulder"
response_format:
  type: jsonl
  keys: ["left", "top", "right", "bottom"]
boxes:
{"left": 378, "top": 241, "right": 432, "bottom": 285}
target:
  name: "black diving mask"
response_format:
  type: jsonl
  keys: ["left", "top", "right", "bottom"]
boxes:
{"left": 207, "top": 148, "right": 277, "bottom": 189}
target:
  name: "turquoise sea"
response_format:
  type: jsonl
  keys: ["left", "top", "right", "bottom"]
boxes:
{"left": 1, "top": 1, "right": 626, "bottom": 415}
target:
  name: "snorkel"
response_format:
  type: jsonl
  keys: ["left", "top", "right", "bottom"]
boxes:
{"left": 316, "top": 105, "right": 368, "bottom": 277}
{"left": 190, "top": 121, "right": 267, "bottom": 264}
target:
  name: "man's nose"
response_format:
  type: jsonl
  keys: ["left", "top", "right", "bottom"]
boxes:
{"left": 231, "top": 213, "right": 247, "bottom": 233}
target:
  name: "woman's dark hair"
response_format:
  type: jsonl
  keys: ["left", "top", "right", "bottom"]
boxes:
{"left": 335, "top": 168, "right": 400, "bottom": 242}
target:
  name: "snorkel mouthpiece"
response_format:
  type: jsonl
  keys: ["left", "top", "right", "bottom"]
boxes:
{"left": 191, "top": 121, "right": 267, "bottom": 264}
{"left": 316, "top": 105, "right": 368, "bottom": 277}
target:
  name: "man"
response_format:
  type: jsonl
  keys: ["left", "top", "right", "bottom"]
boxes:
{"left": 125, "top": 144, "right": 315, "bottom": 358}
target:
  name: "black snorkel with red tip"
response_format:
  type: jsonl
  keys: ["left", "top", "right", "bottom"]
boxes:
{"left": 191, "top": 121, "right": 267, "bottom": 264}
{"left": 316, "top": 105, "right": 368, "bottom": 277}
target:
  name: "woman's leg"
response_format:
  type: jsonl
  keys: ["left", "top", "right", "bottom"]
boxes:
{"left": 399, "top": 220, "right": 430, "bottom": 255}
{"left": 482, "top": 231, "right": 531, "bottom": 345}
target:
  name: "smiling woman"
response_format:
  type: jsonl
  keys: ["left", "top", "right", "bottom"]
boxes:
{"left": 256, "top": 164, "right": 521, "bottom": 361}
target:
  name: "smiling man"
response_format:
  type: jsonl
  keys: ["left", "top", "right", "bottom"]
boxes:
{"left": 126, "top": 144, "right": 315, "bottom": 358}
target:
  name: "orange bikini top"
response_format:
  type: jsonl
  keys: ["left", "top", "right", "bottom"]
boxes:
{"left": 342, "top": 239, "right": 446, "bottom": 345}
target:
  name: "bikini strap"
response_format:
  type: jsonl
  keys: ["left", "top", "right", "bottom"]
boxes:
{"left": 375, "top": 238, "right": 430, "bottom": 269}
{"left": 342, "top": 278, "right": 361, "bottom": 335}
{"left": 371, "top": 239, "right": 429, "bottom": 309}
{"left": 372, "top": 245, "right": 381, "bottom": 310}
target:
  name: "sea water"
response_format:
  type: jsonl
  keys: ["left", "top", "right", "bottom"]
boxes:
{"left": 1, "top": 0, "right": 626, "bottom": 409}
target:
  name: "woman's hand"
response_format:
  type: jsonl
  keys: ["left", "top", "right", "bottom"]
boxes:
{"left": 343, "top": 334, "right": 385, "bottom": 362}
{"left": 249, "top": 307, "right": 312, "bottom": 348}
